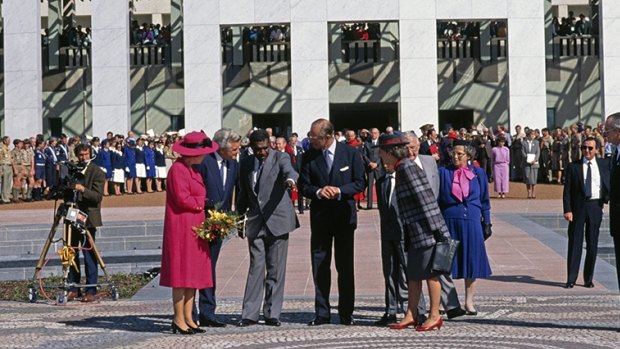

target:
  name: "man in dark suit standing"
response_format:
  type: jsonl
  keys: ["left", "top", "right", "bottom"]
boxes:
{"left": 364, "top": 128, "right": 382, "bottom": 209}
{"left": 67, "top": 143, "right": 105, "bottom": 303}
{"left": 604, "top": 113, "right": 620, "bottom": 293}
{"left": 236, "top": 129, "right": 299, "bottom": 327}
{"left": 299, "top": 118, "right": 365, "bottom": 326}
{"left": 562, "top": 137, "right": 610, "bottom": 289}
{"left": 194, "top": 128, "right": 241, "bottom": 327}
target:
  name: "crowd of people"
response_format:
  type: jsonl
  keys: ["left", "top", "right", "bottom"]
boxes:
{"left": 551, "top": 12, "right": 594, "bottom": 37}
{"left": 3, "top": 114, "right": 619, "bottom": 334}
{"left": 130, "top": 21, "right": 172, "bottom": 47}
{"left": 0, "top": 131, "right": 180, "bottom": 204}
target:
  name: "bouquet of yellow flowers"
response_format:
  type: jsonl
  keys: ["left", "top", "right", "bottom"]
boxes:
{"left": 194, "top": 210, "right": 245, "bottom": 244}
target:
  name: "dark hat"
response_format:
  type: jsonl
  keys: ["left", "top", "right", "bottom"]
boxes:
{"left": 101, "top": 139, "right": 109, "bottom": 146}
{"left": 127, "top": 138, "right": 136, "bottom": 146}
{"left": 375, "top": 132, "right": 409, "bottom": 147}
{"left": 419, "top": 123, "right": 434, "bottom": 132}
{"left": 172, "top": 131, "right": 219, "bottom": 157}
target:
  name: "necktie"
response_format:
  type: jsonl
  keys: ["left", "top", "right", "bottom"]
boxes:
{"left": 324, "top": 150, "right": 333, "bottom": 174}
{"left": 387, "top": 174, "right": 396, "bottom": 208}
{"left": 254, "top": 159, "right": 264, "bottom": 194}
{"left": 585, "top": 161, "right": 592, "bottom": 198}
{"left": 220, "top": 160, "right": 227, "bottom": 190}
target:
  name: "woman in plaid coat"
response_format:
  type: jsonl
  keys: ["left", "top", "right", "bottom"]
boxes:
{"left": 378, "top": 133, "right": 451, "bottom": 332}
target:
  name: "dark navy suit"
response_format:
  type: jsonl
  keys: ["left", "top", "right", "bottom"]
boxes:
{"left": 563, "top": 157, "right": 610, "bottom": 285}
{"left": 299, "top": 142, "right": 365, "bottom": 322}
{"left": 193, "top": 152, "right": 238, "bottom": 322}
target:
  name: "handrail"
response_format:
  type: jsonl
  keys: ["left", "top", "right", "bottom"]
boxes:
{"left": 553, "top": 35, "right": 598, "bottom": 57}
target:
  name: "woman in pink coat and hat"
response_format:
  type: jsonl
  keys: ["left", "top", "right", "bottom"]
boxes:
{"left": 159, "top": 131, "right": 218, "bottom": 335}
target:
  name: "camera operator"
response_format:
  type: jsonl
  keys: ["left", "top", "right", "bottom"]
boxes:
{"left": 67, "top": 143, "right": 105, "bottom": 303}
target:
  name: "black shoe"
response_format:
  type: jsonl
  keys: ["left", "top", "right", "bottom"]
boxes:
{"left": 307, "top": 317, "right": 330, "bottom": 326}
{"left": 265, "top": 318, "right": 281, "bottom": 327}
{"left": 340, "top": 316, "right": 356, "bottom": 326}
{"left": 373, "top": 314, "right": 397, "bottom": 326}
{"left": 236, "top": 319, "right": 257, "bottom": 327}
{"left": 188, "top": 326, "right": 206, "bottom": 333}
{"left": 446, "top": 307, "right": 466, "bottom": 319}
{"left": 584, "top": 282, "right": 595, "bottom": 288}
{"left": 564, "top": 282, "right": 575, "bottom": 289}
{"left": 171, "top": 321, "right": 195, "bottom": 335}
{"left": 199, "top": 317, "right": 226, "bottom": 328}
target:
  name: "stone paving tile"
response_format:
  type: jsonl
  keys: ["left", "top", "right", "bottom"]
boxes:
{"left": 0, "top": 295, "right": 618, "bottom": 349}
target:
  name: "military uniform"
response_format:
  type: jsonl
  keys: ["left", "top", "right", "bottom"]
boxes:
{"left": 0, "top": 144, "right": 13, "bottom": 203}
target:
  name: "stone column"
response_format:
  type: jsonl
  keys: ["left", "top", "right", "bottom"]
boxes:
{"left": 232, "top": 26, "right": 243, "bottom": 66}
{"left": 48, "top": 0, "right": 62, "bottom": 70}
{"left": 170, "top": 0, "right": 183, "bottom": 67}
{"left": 291, "top": 0, "right": 330, "bottom": 133}
{"left": 599, "top": 1, "right": 620, "bottom": 115}
{"left": 91, "top": 0, "right": 131, "bottom": 136}
{"left": 4, "top": 1, "right": 43, "bottom": 139}
{"left": 507, "top": 0, "right": 547, "bottom": 130}
{"left": 183, "top": 0, "right": 222, "bottom": 135}
{"left": 479, "top": 21, "right": 491, "bottom": 62}
{"left": 399, "top": 0, "right": 438, "bottom": 131}
{"left": 544, "top": 0, "right": 554, "bottom": 60}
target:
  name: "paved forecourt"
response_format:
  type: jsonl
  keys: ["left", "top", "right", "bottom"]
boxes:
{"left": 0, "top": 195, "right": 618, "bottom": 348}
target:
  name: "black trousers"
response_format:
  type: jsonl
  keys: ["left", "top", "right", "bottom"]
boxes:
{"left": 566, "top": 199, "right": 603, "bottom": 284}
{"left": 67, "top": 227, "right": 98, "bottom": 295}
{"left": 613, "top": 233, "right": 620, "bottom": 294}
{"left": 310, "top": 223, "right": 355, "bottom": 320}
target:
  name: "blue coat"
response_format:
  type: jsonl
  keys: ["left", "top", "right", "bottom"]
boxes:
{"left": 144, "top": 146, "right": 156, "bottom": 178}
{"left": 195, "top": 152, "right": 238, "bottom": 211}
{"left": 124, "top": 145, "right": 136, "bottom": 177}
{"left": 99, "top": 148, "right": 112, "bottom": 178}
{"left": 438, "top": 165, "right": 491, "bottom": 225}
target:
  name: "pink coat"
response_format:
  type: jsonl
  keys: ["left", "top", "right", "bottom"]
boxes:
{"left": 159, "top": 160, "right": 212, "bottom": 289}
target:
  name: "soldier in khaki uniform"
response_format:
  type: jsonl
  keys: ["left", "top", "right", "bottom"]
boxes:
{"left": 22, "top": 141, "right": 35, "bottom": 201}
{"left": 0, "top": 136, "right": 13, "bottom": 203}
{"left": 11, "top": 139, "right": 28, "bottom": 203}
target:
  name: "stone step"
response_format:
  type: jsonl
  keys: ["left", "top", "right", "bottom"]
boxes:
{"left": 0, "top": 221, "right": 164, "bottom": 242}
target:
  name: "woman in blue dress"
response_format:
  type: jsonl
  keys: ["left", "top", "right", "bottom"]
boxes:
{"left": 144, "top": 140, "right": 156, "bottom": 192}
{"left": 99, "top": 139, "right": 113, "bottom": 196}
{"left": 111, "top": 141, "right": 125, "bottom": 195}
{"left": 438, "top": 140, "right": 492, "bottom": 316}
{"left": 124, "top": 139, "right": 137, "bottom": 194}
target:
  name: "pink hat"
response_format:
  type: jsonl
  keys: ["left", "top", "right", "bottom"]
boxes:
{"left": 172, "top": 131, "right": 218, "bottom": 157}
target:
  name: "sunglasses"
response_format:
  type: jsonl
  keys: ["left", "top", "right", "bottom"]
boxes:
{"left": 580, "top": 146, "right": 595, "bottom": 151}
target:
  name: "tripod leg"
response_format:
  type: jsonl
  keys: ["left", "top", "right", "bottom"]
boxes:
{"left": 84, "top": 229, "right": 111, "bottom": 281}
{"left": 30, "top": 208, "right": 63, "bottom": 284}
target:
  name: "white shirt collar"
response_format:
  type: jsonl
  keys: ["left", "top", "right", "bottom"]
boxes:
{"left": 326, "top": 139, "right": 337, "bottom": 155}
{"left": 214, "top": 151, "right": 223, "bottom": 163}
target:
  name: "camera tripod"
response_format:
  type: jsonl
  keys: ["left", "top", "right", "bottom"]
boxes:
{"left": 28, "top": 199, "right": 118, "bottom": 304}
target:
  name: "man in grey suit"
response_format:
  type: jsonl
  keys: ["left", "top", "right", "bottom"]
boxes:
{"left": 406, "top": 132, "right": 466, "bottom": 319}
{"left": 236, "top": 129, "right": 299, "bottom": 327}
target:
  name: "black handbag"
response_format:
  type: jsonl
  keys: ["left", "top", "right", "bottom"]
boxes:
{"left": 430, "top": 234, "right": 460, "bottom": 275}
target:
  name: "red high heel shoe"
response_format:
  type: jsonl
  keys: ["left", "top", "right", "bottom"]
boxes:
{"left": 416, "top": 318, "right": 443, "bottom": 332}
{"left": 389, "top": 319, "right": 417, "bottom": 330}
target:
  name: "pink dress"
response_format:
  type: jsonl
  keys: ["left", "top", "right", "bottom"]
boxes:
{"left": 159, "top": 160, "right": 213, "bottom": 289}
{"left": 492, "top": 146, "right": 510, "bottom": 194}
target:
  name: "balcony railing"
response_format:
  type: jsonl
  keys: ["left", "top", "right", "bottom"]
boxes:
{"left": 554, "top": 35, "right": 598, "bottom": 57}
{"left": 342, "top": 40, "right": 381, "bottom": 63}
{"left": 61, "top": 46, "right": 90, "bottom": 68}
{"left": 437, "top": 37, "right": 507, "bottom": 60}
{"left": 222, "top": 42, "right": 290, "bottom": 64}
{"left": 53, "top": 45, "right": 170, "bottom": 69}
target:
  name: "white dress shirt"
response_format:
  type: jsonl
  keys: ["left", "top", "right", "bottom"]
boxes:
{"left": 583, "top": 158, "right": 601, "bottom": 200}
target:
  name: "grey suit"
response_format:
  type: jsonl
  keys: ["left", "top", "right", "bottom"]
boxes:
{"left": 236, "top": 149, "right": 299, "bottom": 321}
{"left": 417, "top": 154, "right": 462, "bottom": 312}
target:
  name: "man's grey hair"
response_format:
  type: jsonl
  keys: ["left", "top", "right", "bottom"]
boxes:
{"left": 212, "top": 128, "right": 241, "bottom": 149}
{"left": 607, "top": 113, "right": 620, "bottom": 130}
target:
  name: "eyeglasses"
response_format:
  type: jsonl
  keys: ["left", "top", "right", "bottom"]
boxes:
{"left": 581, "top": 146, "right": 595, "bottom": 151}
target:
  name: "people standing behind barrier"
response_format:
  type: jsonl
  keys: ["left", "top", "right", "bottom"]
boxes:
{"left": 98, "top": 140, "right": 112, "bottom": 196}
{"left": 111, "top": 141, "right": 125, "bottom": 196}
{"left": 154, "top": 140, "right": 167, "bottom": 192}
{"left": 491, "top": 137, "right": 510, "bottom": 198}
{"left": 522, "top": 129, "right": 541, "bottom": 199}
{"left": 438, "top": 140, "right": 492, "bottom": 316}
{"left": 32, "top": 139, "right": 46, "bottom": 201}
{"left": 160, "top": 131, "right": 218, "bottom": 335}
{"left": 124, "top": 138, "right": 137, "bottom": 194}
{"left": 134, "top": 138, "right": 146, "bottom": 194}
{"left": 144, "top": 140, "right": 156, "bottom": 193}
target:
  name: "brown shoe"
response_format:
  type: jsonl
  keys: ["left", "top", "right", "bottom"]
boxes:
{"left": 81, "top": 293, "right": 96, "bottom": 303}
{"left": 67, "top": 291, "right": 79, "bottom": 301}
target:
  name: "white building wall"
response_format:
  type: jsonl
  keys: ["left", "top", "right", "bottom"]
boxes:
{"left": 600, "top": 2, "right": 620, "bottom": 117}
{"left": 91, "top": 0, "right": 131, "bottom": 136}
{"left": 4, "top": 1, "right": 43, "bottom": 139}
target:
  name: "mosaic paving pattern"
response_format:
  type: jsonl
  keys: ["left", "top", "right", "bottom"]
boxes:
{"left": 0, "top": 295, "right": 618, "bottom": 348}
